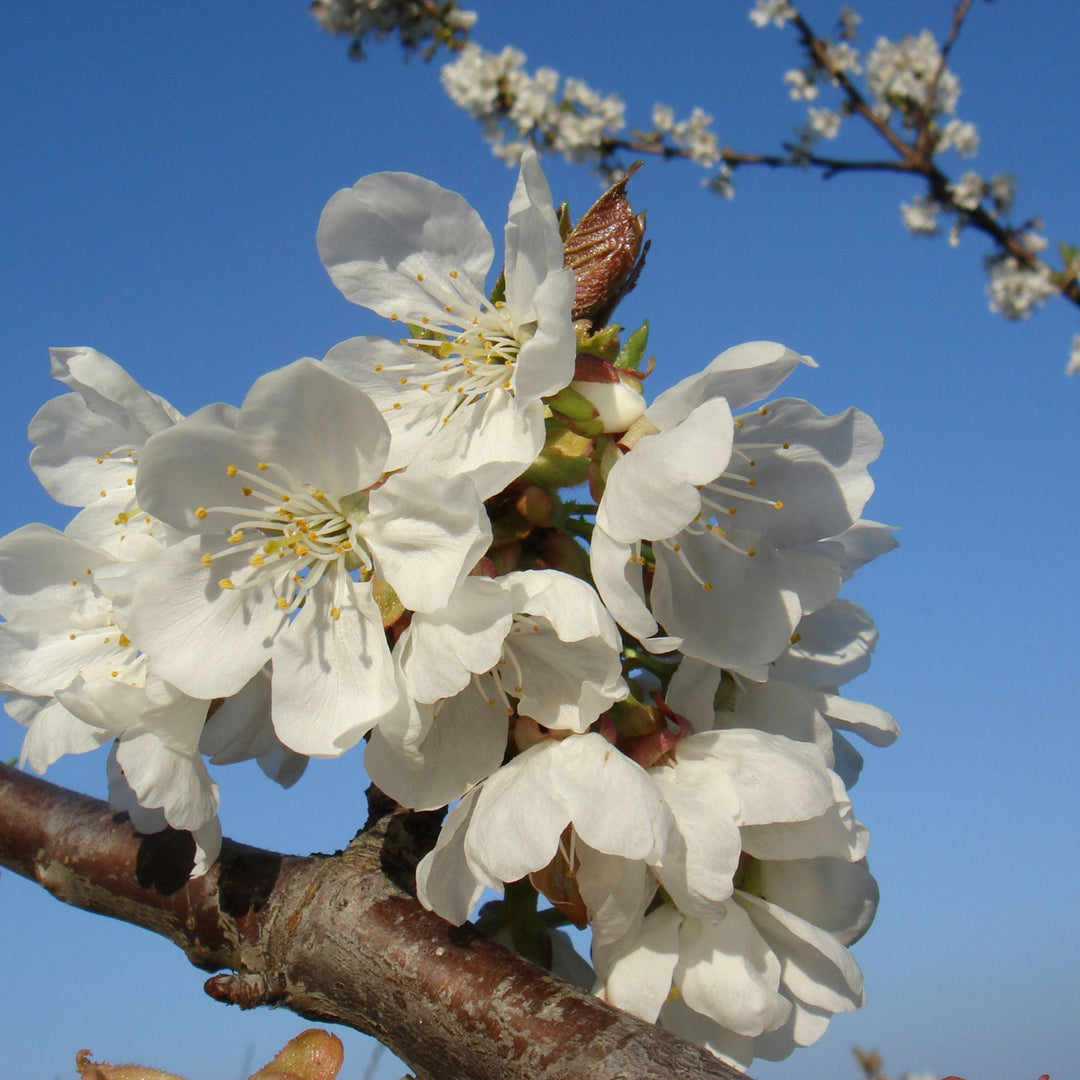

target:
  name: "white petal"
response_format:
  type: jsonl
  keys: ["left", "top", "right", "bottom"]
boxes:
{"left": 597, "top": 397, "right": 734, "bottom": 544}
{"left": 396, "top": 576, "right": 514, "bottom": 704}
{"left": 317, "top": 170, "right": 494, "bottom": 321}
{"left": 737, "top": 891, "right": 865, "bottom": 1013}
{"left": 745, "top": 857, "right": 879, "bottom": 946}
{"left": 9, "top": 695, "right": 109, "bottom": 772}
{"left": 270, "top": 580, "right": 400, "bottom": 756}
{"left": 119, "top": 537, "right": 285, "bottom": 699}
{"left": 0, "top": 523, "right": 109, "bottom": 618}
{"left": 415, "top": 789, "right": 491, "bottom": 924}
{"left": 652, "top": 531, "right": 801, "bottom": 678}
{"left": 595, "top": 903, "right": 682, "bottom": 1022}
{"left": 588, "top": 526, "right": 662, "bottom": 643}
{"left": 643, "top": 756, "right": 747, "bottom": 915}
{"left": 238, "top": 358, "right": 390, "bottom": 496}
{"left": 731, "top": 399, "right": 882, "bottom": 547}
{"left": 364, "top": 687, "right": 508, "bottom": 810}
{"left": 676, "top": 906, "right": 791, "bottom": 1037}
{"left": 773, "top": 600, "right": 878, "bottom": 688}
{"left": 366, "top": 470, "right": 490, "bottom": 612}
{"left": 646, "top": 341, "right": 810, "bottom": 429}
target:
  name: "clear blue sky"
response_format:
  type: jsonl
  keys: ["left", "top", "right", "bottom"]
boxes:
{"left": 1, "top": 3, "right": 1078, "bottom": 1079}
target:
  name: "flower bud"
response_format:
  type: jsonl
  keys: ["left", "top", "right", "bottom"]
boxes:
{"left": 564, "top": 163, "right": 648, "bottom": 326}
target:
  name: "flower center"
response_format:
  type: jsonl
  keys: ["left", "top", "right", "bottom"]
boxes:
{"left": 380, "top": 270, "right": 531, "bottom": 420}
{"left": 197, "top": 460, "right": 374, "bottom": 616}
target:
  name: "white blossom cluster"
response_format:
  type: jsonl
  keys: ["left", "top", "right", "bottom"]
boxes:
{"left": 441, "top": 42, "right": 626, "bottom": 167}
{"left": 1, "top": 151, "right": 896, "bottom": 1070}
{"left": 985, "top": 231, "right": 1058, "bottom": 319}
{"left": 311, "top": 0, "right": 476, "bottom": 56}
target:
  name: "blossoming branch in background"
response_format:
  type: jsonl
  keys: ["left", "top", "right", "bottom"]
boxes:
{"left": 312, "top": 0, "right": 1080, "bottom": 371}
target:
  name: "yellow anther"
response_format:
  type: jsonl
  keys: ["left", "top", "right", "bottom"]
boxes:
{"left": 393, "top": 402, "right": 402, "bottom": 410}
{"left": 735, "top": 417, "right": 744, "bottom": 428}
{"left": 69, "top": 632, "right": 76, "bottom": 640}
{"left": 110, "top": 670, "right": 119, "bottom": 678}
{"left": 399, "top": 376, "right": 408, "bottom": 385}
{"left": 257, "top": 462, "right": 268, "bottom": 471}
{"left": 115, "top": 511, "right": 130, "bottom": 525}
{"left": 748, "top": 479, "right": 756, "bottom": 487}
{"left": 703, "top": 582, "right": 713, "bottom": 591}
{"left": 747, "top": 549, "right": 757, "bottom": 557}
{"left": 281, "top": 493, "right": 290, "bottom": 502}
{"left": 272, "top": 596, "right": 288, "bottom": 610}
{"left": 773, "top": 500, "right": 783, "bottom": 509}
{"left": 759, "top": 406, "right": 769, "bottom": 415}
{"left": 201, "top": 553, "right": 213, "bottom": 567}
{"left": 330, "top": 606, "right": 341, "bottom": 621}
{"left": 449, "top": 269, "right": 459, "bottom": 278}
{"left": 672, "top": 543, "right": 681, "bottom": 552}
{"left": 195, "top": 507, "right": 208, "bottom": 519}
{"left": 102, "top": 636, "right": 111, "bottom": 644}
{"left": 728, "top": 507, "right": 738, "bottom": 516}
{"left": 228, "top": 531, "right": 244, "bottom": 544}
{"left": 444, "top": 305, "right": 452, "bottom": 313}
{"left": 389, "top": 315, "right": 398, "bottom": 323}
{"left": 226, "top": 464, "right": 238, "bottom": 477}
{"left": 421, "top": 316, "right": 430, "bottom": 324}
{"left": 218, "top": 577, "right": 236, "bottom": 590}
{"left": 70, "top": 578, "right": 77, "bottom": 586}
{"left": 311, "top": 490, "right": 324, "bottom": 499}
{"left": 250, "top": 554, "right": 264, "bottom": 567}
{"left": 420, "top": 382, "right": 429, "bottom": 390}
{"left": 242, "top": 486, "right": 253, "bottom": 496}
{"left": 104, "top": 451, "right": 113, "bottom": 458}
{"left": 782, "top": 441, "right": 790, "bottom": 449}
{"left": 118, "top": 634, "right": 131, "bottom": 648}
{"left": 790, "top": 632, "right": 802, "bottom": 644}
{"left": 99, "top": 489, "right": 107, "bottom": 497}
{"left": 416, "top": 272, "right": 425, "bottom": 281}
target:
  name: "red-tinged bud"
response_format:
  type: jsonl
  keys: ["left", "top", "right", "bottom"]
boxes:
{"left": 489, "top": 540, "right": 523, "bottom": 577}
{"left": 539, "top": 530, "right": 591, "bottom": 579}
{"left": 564, "top": 163, "right": 648, "bottom": 326}
{"left": 250, "top": 1030, "right": 345, "bottom": 1080}
{"left": 76, "top": 1052, "right": 186, "bottom": 1080}
{"left": 515, "top": 484, "right": 556, "bottom": 527}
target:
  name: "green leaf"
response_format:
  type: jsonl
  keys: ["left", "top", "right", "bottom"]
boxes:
{"left": 616, "top": 319, "right": 649, "bottom": 369}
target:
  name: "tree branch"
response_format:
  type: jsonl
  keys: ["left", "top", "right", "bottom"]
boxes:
{"left": 0, "top": 762, "right": 749, "bottom": 1080}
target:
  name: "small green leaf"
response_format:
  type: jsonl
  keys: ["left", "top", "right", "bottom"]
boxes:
{"left": 615, "top": 320, "right": 649, "bottom": 369}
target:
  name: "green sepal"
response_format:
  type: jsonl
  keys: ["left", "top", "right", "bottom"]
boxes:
{"left": 546, "top": 384, "right": 601, "bottom": 423}
{"left": 521, "top": 425, "right": 593, "bottom": 488}
{"left": 557, "top": 200, "right": 573, "bottom": 242}
{"left": 616, "top": 319, "right": 649, "bottom": 369}
{"left": 489, "top": 269, "right": 506, "bottom": 305}
{"left": 576, "top": 322, "right": 622, "bottom": 360}
{"left": 372, "top": 578, "right": 404, "bottom": 628}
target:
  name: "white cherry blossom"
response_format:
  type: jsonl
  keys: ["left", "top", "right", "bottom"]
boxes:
{"left": 366, "top": 569, "right": 627, "bottom": 810}
{"left": 318, "top": 148, "right": 575, "bottom": 496}
{"left": 113, "top": 358, "right": 491, "bottom": 756}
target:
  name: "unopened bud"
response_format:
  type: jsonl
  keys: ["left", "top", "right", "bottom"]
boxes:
{"left": 564, "top": 163, "right": 648, "bottom": 326}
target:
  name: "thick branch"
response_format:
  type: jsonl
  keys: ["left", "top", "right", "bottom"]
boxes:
{"left": 0, "top": 763, "right": 748, "bottom": 1080}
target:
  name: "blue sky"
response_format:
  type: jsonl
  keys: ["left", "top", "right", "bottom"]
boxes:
{"left": 1, "top": 3, "right": 1078, "bottom": 1078}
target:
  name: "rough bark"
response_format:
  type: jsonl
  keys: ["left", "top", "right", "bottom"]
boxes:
{"left": 0, "top": 762, "right": 751, "bottom": 1080}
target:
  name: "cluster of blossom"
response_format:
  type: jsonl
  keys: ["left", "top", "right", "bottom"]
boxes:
{"left": 985, "top": 231, "right": 1058, "bottom": 320}
{"left": 0, "top": 150, "right": 896, "bottom": 1070}
{"left": 440, "top": 42, "right": 627, "bottom": 170}
{"left": 311, "top": 0, "right": 475, "bottom": 57}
